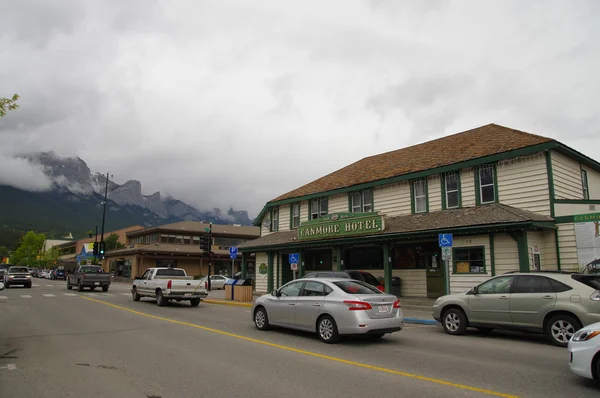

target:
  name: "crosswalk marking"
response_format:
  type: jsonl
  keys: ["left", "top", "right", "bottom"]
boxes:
{"left": 20, "top": 295, "right": 32, "bottom": 298}
{"left": 64, "top": 293, "right": 78, "bottom": 297}
{"left": 45, "top": 285, "right": 53, "bottom": 287}
{"left": 32, "top": 284, "right": 40, "bottom": 287}
{"left": 0, "top": 296, "right": 7, "bottom": 299}
{"left": 88, "top": 293, "right": 98, "bottom": 296}
{"left": 42, "top": 294, "right": 55, "bottom": 297}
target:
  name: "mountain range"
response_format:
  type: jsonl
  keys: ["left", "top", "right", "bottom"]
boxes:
{"left": 0, "top": 151, "right": 253, "bottom": 239}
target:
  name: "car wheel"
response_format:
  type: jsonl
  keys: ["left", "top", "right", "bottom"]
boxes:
{"left": 317, "top": 315, "right": 340, "bottom": 344}
{"left": 132, "top": 288, "right": 141, "bottom": 301}
{"left": 26, "top": 283, "right": 32, "bottom": 289}
{"left": 102, "top": 286, "right": 109, "bottom": 292}
{"left": 476, "top": 327, "right": 493, "bottom": 334}
{"left": 77, "top": 280, "right": 83, "bottom": 292}
{"left": 190, "top": 298, "right": 200, "bottom": 307}
{"left": 66, "top": 280, "right": 72, "bottom": 290}
{"left": 254, "top": 307, "right": 270, "bottom": 331}
{"left": 156, "top": 290, "right": 167, "bottom": 306}
{"left": 546, "top": 314, "right": 581, "bottom": 347}
{"left": 442, "top": 308, "right": 468, "bottom": 335}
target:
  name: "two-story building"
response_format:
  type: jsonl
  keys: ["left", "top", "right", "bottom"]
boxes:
{"left": 237, "top": 123, "right": 600, "bottom": 298}
{"left": 101, "top": 221, "right": 261, "bottom": 279}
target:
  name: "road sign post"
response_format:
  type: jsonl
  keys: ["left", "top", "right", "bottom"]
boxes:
{"left": 289, "top": 253, "right": 299, "bottom": 279}
{"left": 439, "top": 234, "right": 453, "bottom": 295}
{"left": 229, "top": 246, "right": 238, "bottom": 278}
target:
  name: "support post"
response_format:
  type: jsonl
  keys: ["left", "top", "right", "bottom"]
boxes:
{"left": 383, "top": 242, "right": 392, "bottom": 294}
{"left": 241, "top": 252, "right": 248, "bottom": 279}
{"left": 298, "top": 250, "right": 304, "bottom": 278}
{"left": 267, "top": 252, "right": 274, "bottom": 293}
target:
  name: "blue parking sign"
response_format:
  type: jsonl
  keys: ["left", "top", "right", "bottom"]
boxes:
{"left": 289, "top": 253, "right": 299, "bottom": 264}
{"left": 438, "top": 234, "right": 453, "bottom": 247}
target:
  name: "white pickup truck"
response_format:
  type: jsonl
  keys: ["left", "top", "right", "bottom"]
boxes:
{"left": 131, "top": 267, "right": 208, "bottom": 307}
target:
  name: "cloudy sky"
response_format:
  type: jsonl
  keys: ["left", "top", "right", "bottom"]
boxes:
{"left": 0, "top": 0, "right": 598, "bottom": 217}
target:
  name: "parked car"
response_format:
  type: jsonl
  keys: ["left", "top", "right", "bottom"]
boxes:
{"left": 432, "top": 272, "right": 600, "bottom": 346}
{"left": 4, "top": 266, "right": 32, "bottom": 288}
{"left": 131, "top": 267, "right": 208, "bottom": 306}
{"left": 251, "top": 277, "right": 404, "bottom": 343}
{"left": 198, "top": 274, "right": 231, "bottom": 289}
{"left": 52, "top": 269, "right": 67, "bottom": 280}
{"left": 0, "top": 263, "right": 12, "bottom": 280}
{"left": 568, "top": 320, "right": 600, "bottom": 385}
{"left": 67, "top": 265, "right": 111, "bottom": 292}
{"left": 302, "top": 270, "right": 385, "bottom": 291}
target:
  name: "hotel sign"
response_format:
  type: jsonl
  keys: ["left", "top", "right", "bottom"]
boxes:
{"left": 574, "top": 212, "right": 600, "bottom": 223}
{"left": 298, "top": 212, "right": 385, "bottom": 241}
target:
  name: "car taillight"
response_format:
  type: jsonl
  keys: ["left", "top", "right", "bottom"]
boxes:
{"left": 343, "top": 300, "right": 373, "bottom": 311}
{"left": 393, "top": 299, "right": 401, "bottom": 308}
{"left": 205, "top": 280, "right": 208, "bottom": 289}
{"left": 82, "top": 274, "right": 86, "bottom": 279}
{"left": 167, "top": 280, "right": 172, "bottom": 289}
{"left": 591, "top": 290, "right": 600, "bottom": 301}
{"left": 377, "top": 286, "right": 385, "bottom": 292}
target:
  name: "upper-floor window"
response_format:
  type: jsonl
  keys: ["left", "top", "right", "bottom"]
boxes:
{"left": 478, "top": 165, "right": 497, "bottom": 204}
{"left": 290, "top": 203, "right": 301, "bottom": 228}
{"left": 310, "top": 198, "right": 328, "bottom": 220}
{"left": 350, "top": 189, "right": 373, "bottom": 213}
{"left": 444, "top": 173, "right": 460, "bottom": 209}
{"left": 412, "top": 179, "right": 428, "bottom": 213}
{"left": 582, "top": 169, "right": 589, "bottom": 200}
{"left": 269, "top": 207, "right": 279, "bottom": 232}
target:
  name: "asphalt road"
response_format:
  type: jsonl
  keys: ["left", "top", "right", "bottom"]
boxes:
{"left": 0, "top": 279, "right": 598, "bottom": 398}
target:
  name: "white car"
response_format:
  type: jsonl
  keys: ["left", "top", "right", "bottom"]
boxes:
{"left": 568, "top": 321, "right": 600, "bottom": 384}
{"left": 198, "top": 275, "right": 231, "bottom": 290}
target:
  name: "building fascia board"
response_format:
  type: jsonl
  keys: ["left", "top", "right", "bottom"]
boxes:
{"left": 555, "top": 143, "right": 600, "bottom": 172}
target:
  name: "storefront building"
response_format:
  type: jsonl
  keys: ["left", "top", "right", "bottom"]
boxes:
{"left": 101, "top": 221, "right": 261, "bottom": 280}
{"left": 237, "top": 124, "right": 600, "bottom": 298}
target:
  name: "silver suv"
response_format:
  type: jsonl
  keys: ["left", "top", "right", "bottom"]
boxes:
{"left": 432, "top": 272, "right": 600, "bottom": 346}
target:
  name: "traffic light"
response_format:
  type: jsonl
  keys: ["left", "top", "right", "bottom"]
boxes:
{"left": 199, "top": 235, "right": 210, "bottom": 252}
{"left": 99, "top": 241, "right": 105, "bottom": 256}
{"left": 93, "top": 242, "right": 98, "bottom": 256}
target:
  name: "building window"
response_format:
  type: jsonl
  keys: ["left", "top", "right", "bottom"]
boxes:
{"left": 412, "top": 179, "right": 427, "bottom": 213}
{"left": 161, "top": 235, "right": 168, "bottom": 243}
{"left": 183, "top": 236, "right": 191, "bottom": 244}
{"left": 290, "top": 203, "right": 301, "bottom": 229}
{"left": 444, "top": 173, "right": 460, "bottom": 209}
{"left": 310, "top": 198, "right": 328, "bottom": 220}
{"left": 478, "top": 166, "right": 496, "bottom": 204}
{"left": 269, "top": 207, "right": 279, "bottom": 232}
{"left": 453, "top": 247, "right": 486, "bottom": 274}
{"left": 193, "top": 236, "right": 200, "bottom": 246}
{"left": 350, "top": 189, "right": 373, "bottom": 213}
{"left": 582, "top": 169, "right": 589, "bottom": 200}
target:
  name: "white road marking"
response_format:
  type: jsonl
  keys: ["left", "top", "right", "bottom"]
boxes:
{"left": 100, "top": 293, "right": 113, "bottom": 296}
{"left": 42, "top": 294, "right": 55, "bottom": 297}
{"left": 20, "top": 295, "right": 32, "bottom": 298}
{"left": 0, "top": 296, "right": 7, "bottom": 299}
{"left": 0, "top": 364, "right": 17, "bottom": 371}
{"left": 88, "top": 293, "right": 98, "bottom": 296}
{"left": 32, "top": 284, "right": 40, "bottom": 287}
{"left": 63, "top": 293, "right": 78, "bottom": 297}
{"left": 45, "top": 285, "right": 53, "bottom": 287}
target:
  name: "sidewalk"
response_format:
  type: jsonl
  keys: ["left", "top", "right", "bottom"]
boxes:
{"left": 204, "top": 289, "right": 439, "bottom": 325}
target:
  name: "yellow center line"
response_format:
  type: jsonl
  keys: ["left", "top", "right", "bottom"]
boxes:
{"left": 81, "top": 296, "right": 519, "bottom": 398}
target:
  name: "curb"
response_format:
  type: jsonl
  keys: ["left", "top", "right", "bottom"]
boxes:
{"left": 202, "top": 300, "right": 439, "bottom": 325}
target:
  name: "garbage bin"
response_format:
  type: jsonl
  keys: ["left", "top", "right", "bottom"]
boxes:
{"left": 391, "top": 276, "right": 402, "bottom": 297}
{"left": 233, "top": 279, "right": 254, "bottom": 302}
{"left": 224, "top": 279, "right": 237, "bottom": 300}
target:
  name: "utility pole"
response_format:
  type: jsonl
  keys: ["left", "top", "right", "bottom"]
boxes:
{"left": 92, "top": 226, "right": 98, "bottom": 264}
{"left": 207, "top": 223, "right": 212, "bottom": 291}
{"left": 100, "top": 172, "right": 109, "bottom": 244}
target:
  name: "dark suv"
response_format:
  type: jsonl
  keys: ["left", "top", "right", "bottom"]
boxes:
{"left": 52, "top": 269, "right": 67, "bottom": 280}
{"left": 302, "top": 270, "right": 385, "bottom": 291}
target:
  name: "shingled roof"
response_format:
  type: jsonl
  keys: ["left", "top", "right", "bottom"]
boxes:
{"left": 238, "top": 204, "right": 554, "bottom": 250}
{"left": 270, "top": 124, "right": 553, "bottom": 203}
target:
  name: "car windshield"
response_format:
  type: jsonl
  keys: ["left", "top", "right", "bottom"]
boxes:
{"left": 80, "top": 266, "right": 103, "bottom": 273}
{"left": 9, "top": 267, "right": 29, "bottom": 273}
{"left": 155, "top": 269, "right": 186, "bottom": 277}
{"left": 333, "top": 280, "right": 383, "bottom": 295}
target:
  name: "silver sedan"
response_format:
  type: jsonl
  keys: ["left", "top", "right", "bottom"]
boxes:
{"left": 251, "top": 277, "right": 404, "bottom": 343}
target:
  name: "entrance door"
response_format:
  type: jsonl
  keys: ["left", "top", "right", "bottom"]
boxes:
{"left": 281, "top": 253, "right": 294, "bottom": 285}
{"left": 425, "top": 252, "right": 445, "bottom": 298}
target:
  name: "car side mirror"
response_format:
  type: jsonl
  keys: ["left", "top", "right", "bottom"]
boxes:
{"left": 271, "top": 290, "right": 280, "bottom": 297}
{"left": 467, "top": 286, "right": 478, "bottom": 295}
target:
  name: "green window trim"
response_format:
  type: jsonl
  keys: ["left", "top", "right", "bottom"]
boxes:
{"left": 308, "top": 197, "right": 328, "bottom": 220}
{"left": 411, "top": 178, "right": 429, "bottom": 214}
{"left": 347, "top": 188, "right": 374, "bottom": 213}
{"left": 475, "top": 164, "right": 499, "bottom": 206}
{"left": 452, "top": 246, "right": 487, "bottom": 274}
{"left": 268, "top": 207, "right": 279, "bottom": 232}
{"left": 289, "top": 202, "right": 301, "bottom": 229}
{"left": 581, "top": 169, "right": 589, "bottom": 200}
{"left": 441, "top": 172, "right": 462, "bottom": 210}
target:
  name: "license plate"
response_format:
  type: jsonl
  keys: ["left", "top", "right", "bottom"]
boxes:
{"left": 184, "top": 293, "right": 191, "bottom": 297}
{"left": 377, "top": 305, "right": 389, "bottom": 314}
{"left": 95, "top": 282, "right": 100, "bottom": 285}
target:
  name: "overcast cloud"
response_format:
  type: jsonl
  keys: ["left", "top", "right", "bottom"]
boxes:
{"left": 0, "top": 0, "right": 599, "bottom": 217}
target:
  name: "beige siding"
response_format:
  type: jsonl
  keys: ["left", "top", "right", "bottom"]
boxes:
{"left": 278, "top": 205, "right": 290, "bottom": 231}
{"left": 494, "top": 233, "right": 519, "bottom": 275}
{"left": 254, "top": 252, "right": 269, "bottom": 292}
{"left": 368, "top": 269, "right": 427, "bottom": 297}
{"left": 555, "top": 202, "right": 600, "bottom": 217}
{"left": 329, "top": 194, "right": 347, "bottom": 213}
{"left": 582, "top": 165, "right": 600, "bottom": 199}
{"left": 450, "top": 234, "right": 492, "bottom": 294}
{"left": 373, "top": 182, "right": 411, "bottom": 216}
{"left": 552, "top": 150, "right": 583, "bottom": 200}
{"left": 497, "top": 153, "right": 551, "bottom": 215}
{"left": 461, "top": 168, "right": 476, "bottom": 207}
{"left": 557, "top": 223, "right": 579, "bottom": 271}
{"left": 260, "top": 217, "right": 271, "bottom": 236}
{"left": 300, "top": 200, "right": 309, "bottom": 222}
{"left": 428, "top": 175, "right": 442, "bottom": 212}
{"left": 542, "top": 231, "right": 558, "bottom": 271}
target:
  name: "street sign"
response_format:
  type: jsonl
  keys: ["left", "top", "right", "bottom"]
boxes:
{"left": 289, "top": 253, "right": 299, "bottom": 264}
{"left": 438, "top": 234, "right": 453, "bottom": 247}
{"left": 441, "top": 247, "right": 451, "bottom": 261}
{"left": 291, "top": 263, "right": 298, "bottom": 271}
{"left": 229, "top": 246, "right": 238, "bottom": 259}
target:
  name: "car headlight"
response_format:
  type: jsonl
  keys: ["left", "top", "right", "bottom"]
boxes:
{"left": 571, "top": 329, "right": 600, "bottom": 342}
